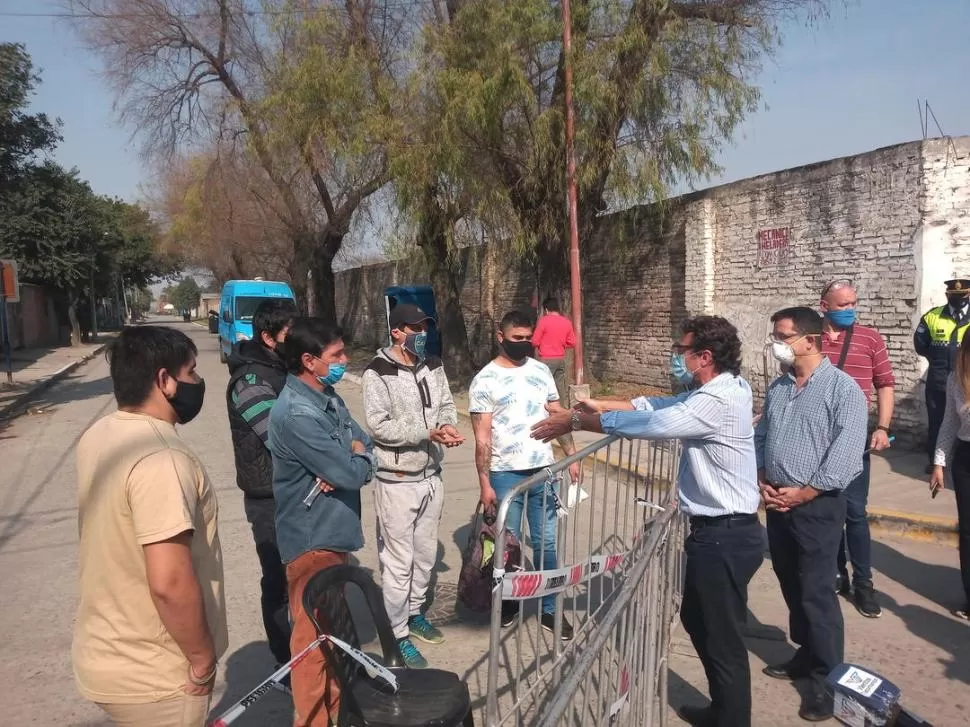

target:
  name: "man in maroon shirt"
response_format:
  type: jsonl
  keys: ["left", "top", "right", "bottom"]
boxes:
{"left": 819, "top": 279, "right": 895, "bottom": 619}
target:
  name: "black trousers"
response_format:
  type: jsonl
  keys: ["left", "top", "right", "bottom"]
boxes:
{"left": 244, "top": 496, "right": 292, "bottom": 665}
{"left": 766, "top": 493, "right": 846, "bottom": 689}
{"left": 951, "top": 441, "right": 970, "bottom": 605}
{"left": 680, "top": 517, "right": 766, "bottom": 727}
{"left": 926, "top": 385, "right": 948, "bottom": 463}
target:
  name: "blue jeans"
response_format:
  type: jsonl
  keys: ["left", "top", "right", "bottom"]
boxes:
{"left": 491, "top": 468, "right": 559, "bottom": 615}
{"left": 837, "top": 453, "right": 872, "bottom": 585}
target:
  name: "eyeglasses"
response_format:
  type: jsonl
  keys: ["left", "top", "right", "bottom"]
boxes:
{"left": 671, "top": 343, "right": 692, "bottom": 353}
{"left": 820, "top": 278, "right": 853, "bottom": 298}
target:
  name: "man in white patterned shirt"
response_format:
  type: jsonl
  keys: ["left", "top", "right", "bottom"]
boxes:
{"left": 470, "top": 309, "right": 580, "bottom": 641}
{"left": 532, "top": 315, "right": 763, "bottom": 727}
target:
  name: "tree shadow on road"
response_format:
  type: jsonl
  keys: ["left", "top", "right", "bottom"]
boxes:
{"left": 208, "top": 641, "right": 292, "bottom": 726}
{"left": 871, "top": 540, "right": 963, "bottom": 610}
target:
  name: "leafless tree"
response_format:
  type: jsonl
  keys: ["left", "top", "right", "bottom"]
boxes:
{"left": 66, "top": 0, "right": 412, "bottom": 319}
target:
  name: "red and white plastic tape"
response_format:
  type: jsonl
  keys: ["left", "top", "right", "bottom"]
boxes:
{"left": 501, "top": 551, "right": 628, "bottom": 600}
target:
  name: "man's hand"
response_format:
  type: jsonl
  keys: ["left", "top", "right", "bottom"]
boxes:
{"left": 183, "top": 660, "right": 216, "bottom": 696}
{"left": 315, "top": 477, "right": 335, "bottom": 494}
{"left": 760, "top": 482, "right": 790, "bottom": 513}
{"left": 431, "top": 425, "right": 465, "bottom": 448}
{"left": 773, "top": 486, "right": 819, "bottom": 509}
{"left": 351, "top": 440, "right": 367, "bottom": 455}
{"left": 480, "top": 483, "right": 498, "bottom": 512}
{"left": 531, "top": 406, "right": 574, "bottom": 442}
{"left": 869, "top": 429, "right": 892, "bottom": 451}
{"left": 930, "top": 465, "right": 945, "bottom": 497}
{"left": 568, "top": 461, "right": 582, "bottom": 484}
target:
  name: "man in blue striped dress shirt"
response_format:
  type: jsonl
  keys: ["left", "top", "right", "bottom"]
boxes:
{"left": 757, "top": 307, "right": 867, "bottom": 723}
{"left": 532, "top": 315, "right": 764, "bottom": 727}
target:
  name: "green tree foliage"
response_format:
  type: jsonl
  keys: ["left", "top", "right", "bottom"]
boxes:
{"left": 165, "top": 277, "right": 202, "bottom": 314}
{"left": 0, "top": 43, "right": 61, "bottom": 187}
{"left": 0, "top": 43, "right": 177, "bottom": 342}
{"left": 396, "top": 0, "right": 823, "bottom": 287}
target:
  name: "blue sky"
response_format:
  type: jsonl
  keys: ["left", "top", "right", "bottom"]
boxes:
{"left": 1, "top": 0, "right": 968, "bottom": 203}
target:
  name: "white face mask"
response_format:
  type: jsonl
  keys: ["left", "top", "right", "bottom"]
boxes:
{"left": 770, "top": 340, "right": 796, "bottom": 366}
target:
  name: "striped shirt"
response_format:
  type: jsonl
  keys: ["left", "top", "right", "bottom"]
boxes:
{"left": 820, "top": 324, "right": 895, "bottom": 398}
{"left": 933, "top": 373, "right": 970, "bottom": 467}
{"left": 755, "top": 358, "right": 867, "bottom": 491}
{"left": 232, "top": 375, "right": 278, "bottom": 444}
{"left": 600, "top": 373, "right": 760, "bottom": 517}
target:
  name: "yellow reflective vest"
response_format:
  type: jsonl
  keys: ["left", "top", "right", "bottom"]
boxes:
{"left": 914, "top": 305, "right": 970, "bottom": 390}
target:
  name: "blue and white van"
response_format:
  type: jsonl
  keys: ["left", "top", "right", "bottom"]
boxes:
{"left": 218, "top": 279, "right": 296, "bottom": 363}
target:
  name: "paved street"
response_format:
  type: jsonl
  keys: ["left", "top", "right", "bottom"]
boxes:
{"left": 1, "top": 320, "right": 969, "bottom": 726}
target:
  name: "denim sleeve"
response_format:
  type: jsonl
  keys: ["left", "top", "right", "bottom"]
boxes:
{"left": 285, "top": 412, "right": 374, "bottom": 491}
{"left": 809, "top": 379, "right": 868, "bottom": 491}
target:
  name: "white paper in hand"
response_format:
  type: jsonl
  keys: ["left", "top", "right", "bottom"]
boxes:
{"left": 566, "top": 482, "right": 589, "bottom": 508}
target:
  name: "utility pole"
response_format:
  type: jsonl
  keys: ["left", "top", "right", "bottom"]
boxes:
{"left": 561, "top": 0, "right": 587, "bottom": 392}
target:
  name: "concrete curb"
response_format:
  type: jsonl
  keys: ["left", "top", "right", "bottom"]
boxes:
{"left": 342, "top": 372, "right": 959, "bottom": 544}
{"left": 0, "top": 341, "right": 111, "bottom": 422}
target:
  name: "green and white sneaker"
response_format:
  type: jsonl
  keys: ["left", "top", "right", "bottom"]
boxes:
{"left": 408, "top": 614, "right": 445, "bottom": 645}
{"left": 397, "top": 637, "right": 428, "bottom": 669}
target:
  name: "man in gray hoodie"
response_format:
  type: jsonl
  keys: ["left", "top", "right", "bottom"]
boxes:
{"left": 361, "top": 304, "right": 464, "bottom": 668}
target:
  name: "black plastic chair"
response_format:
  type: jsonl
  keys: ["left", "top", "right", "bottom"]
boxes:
{"left": 302, "top": 564, "right": 474, "bottom": 727}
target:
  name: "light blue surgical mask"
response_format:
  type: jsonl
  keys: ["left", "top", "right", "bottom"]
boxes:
{"left": 318, "top": 363, "right": 346, "bottom": 387}
{"left": 404, "top": 331, "right": 428, "bottom": 360}
{"left": 670, "top": 352, "right": 694, "bottom": 384}
{"left": 825, "top": 309, "right": 856, "bottom": 328}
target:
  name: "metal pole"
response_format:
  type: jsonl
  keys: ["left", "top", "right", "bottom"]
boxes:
{"left": 0, "top": 262, "right": 12, "bottom": 384}
{"left": 561, "top": 0, "right": 585, "bottom": 385}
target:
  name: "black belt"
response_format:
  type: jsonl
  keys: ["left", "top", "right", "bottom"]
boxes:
{"left": 689, "top": 513, "right": 758, "bottom": 530}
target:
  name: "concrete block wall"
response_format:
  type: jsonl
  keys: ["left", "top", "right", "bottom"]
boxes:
{"left": 334, "top": 137, "right": 970, "bottom": 448}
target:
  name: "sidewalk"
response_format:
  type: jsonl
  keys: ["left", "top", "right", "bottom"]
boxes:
{"left": 0, "top": 336, "right": 115, "bottom": 419}
{"left": 344, "top": 363, "right": 959, "bottom": 543}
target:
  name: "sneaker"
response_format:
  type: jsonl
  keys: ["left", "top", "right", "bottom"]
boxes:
{"left": 397, "top": 637, "right": 428, "bottom": 669}
{"left": 853, "top": 582, "right": 882, "bottom": 618}
{"left": 408, "top": 614, "right": 445, "bottom": 645}
{"left": 540, "top": 613, "right": 574, "bottom": 641}
{"left": 270, "top": 670, "right": 292, "bottom": 697}
{"left": 952, "top": 604, "right": 970, "bottom": 621}
{"left": 835, "top": 574, "right": 851, "bottom": 597}
{"left": 501, "top": 601, "right": 520, "bottom": 627}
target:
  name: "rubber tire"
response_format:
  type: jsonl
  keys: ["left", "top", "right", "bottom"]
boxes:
{"left": 219, "top": 341, "right": 228, "bottom": 364}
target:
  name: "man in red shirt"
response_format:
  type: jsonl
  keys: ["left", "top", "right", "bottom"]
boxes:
{"left": 532, "top": 297, "right": 577, "bottom": 403}
{"left": 819, "top": 279, "right": 895, "bottom": 619}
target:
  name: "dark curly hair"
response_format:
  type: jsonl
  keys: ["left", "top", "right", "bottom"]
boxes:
{"left": 681, "top": 315, "right": 742, "bottom": 376}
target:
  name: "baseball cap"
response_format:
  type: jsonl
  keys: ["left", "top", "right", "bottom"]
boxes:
{"left": 388, "top": 303, "right": 433, "bottom": 330}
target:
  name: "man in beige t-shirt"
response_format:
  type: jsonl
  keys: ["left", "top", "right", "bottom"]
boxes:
{"left": 74, "top": 326, "right": 227, "bottom": 726}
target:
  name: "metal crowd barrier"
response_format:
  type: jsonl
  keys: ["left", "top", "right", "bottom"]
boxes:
{"left": 485, "top": 434, "right": 685, "bottom": 726}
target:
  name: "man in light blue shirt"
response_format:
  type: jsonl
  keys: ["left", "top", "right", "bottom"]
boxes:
{"left": 755, "top": 306, "right": 867, "bottom": 723}
{"left": 532, "top": 315, "right": 764, "bottom": 727}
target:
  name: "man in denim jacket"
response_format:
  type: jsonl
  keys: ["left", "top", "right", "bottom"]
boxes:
{"left": 268, "top": 318, "right": 377, "bottom": 727}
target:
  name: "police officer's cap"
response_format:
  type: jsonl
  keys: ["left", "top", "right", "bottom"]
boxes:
{"left": 945, "top": 279, "right": 970, "bottom": 294}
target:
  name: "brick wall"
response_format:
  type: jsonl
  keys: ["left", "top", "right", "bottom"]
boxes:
{"left": 335, "top": 137, "right": 970, "bottom": 448}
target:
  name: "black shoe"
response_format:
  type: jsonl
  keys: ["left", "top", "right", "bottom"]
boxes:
{"left": 676, "top": 704, "right": 716, "bottom": 726}
{"left": 763, "top": 660, "right": 805, "bottom": 681}
{"left": 798, "top": 690, "right": 834, "bottom": 722}
{"left": 501, "top": 602, "right": 520, "bottom": 627}
{"left": 853, "top": 582, "right": 882, "bottom": 618}
{"left": 540, "top": 612, "right": 574, "bottom": 641}
{"left": 835, "top": 574, "right": 851, "bottom": 597}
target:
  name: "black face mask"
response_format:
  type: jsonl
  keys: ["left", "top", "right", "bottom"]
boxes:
{"left": 169, "top": 379, "right": 206, "bottom": 424}
{"left": 501, "top": 339, "right": 534, "bottom": 362}
{"left": 948, "top": 294, "right": 969, "bottom": 310}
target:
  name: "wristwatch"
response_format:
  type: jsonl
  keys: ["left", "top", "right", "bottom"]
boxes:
{"left": 570, "top": 411, "right": 582, "bottom": 431}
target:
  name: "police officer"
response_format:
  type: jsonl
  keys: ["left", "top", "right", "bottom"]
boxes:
{"left": 915, "top": 279, "right": 970, "bottom": 472}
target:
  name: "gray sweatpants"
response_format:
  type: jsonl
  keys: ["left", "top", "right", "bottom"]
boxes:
{"left": 375, "top": 475, "right": 445, "bottom": 639}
